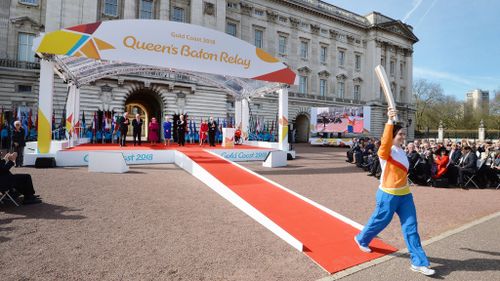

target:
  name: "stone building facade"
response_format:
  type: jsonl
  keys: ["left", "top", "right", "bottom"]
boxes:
{"left": 0, "top": 0, "right": 418, "bottom": 141}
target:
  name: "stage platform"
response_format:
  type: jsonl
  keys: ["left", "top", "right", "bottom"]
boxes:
{"left": 23, "top": 143, "right": 274, "bottom": 167}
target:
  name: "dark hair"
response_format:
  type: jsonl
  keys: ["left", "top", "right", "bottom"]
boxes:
{"left": 392, "top": 123, "right": 404, "bottom": 138}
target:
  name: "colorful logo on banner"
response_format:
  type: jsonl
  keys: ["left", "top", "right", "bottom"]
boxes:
{"left": 279, "top": 116, "right": 288, "bottom": 142}
{"left": 36, "top": 22, "right": 115, "bottom": 59}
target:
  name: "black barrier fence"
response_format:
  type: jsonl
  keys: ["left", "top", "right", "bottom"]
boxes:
{"left": 415, "top": 129, "right": 500, "bottom": 141}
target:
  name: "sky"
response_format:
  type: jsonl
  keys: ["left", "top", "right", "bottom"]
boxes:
{"left": 324, "top": 0, "right": 500, "bottom": 100}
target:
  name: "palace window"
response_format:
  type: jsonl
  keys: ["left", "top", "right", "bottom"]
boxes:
{"left": 353, "top": 85, "right": 361, "bottom": 101}
{"left": 254, "top": 29, "right": 263, "bottom": 48}
{"left": 18, "top": 33, "right": 35, "bottom": 62}
{"left": 338, "top": 50, "right": 345, "bottom": 66}
{"left": 139, "top": 0, "right": 153, "bottom": 19}
{"left": 254, "top": 9, "right": 264, "bottom": 16}
{"left": 319, "top": 79, "right": 327, "bottom": 96}
{"left": 320, "top": 45, "right": 327, "bottom": 63}
{"left": 227, "top": 2, "right": 238, "bottom": 9}
{"left": 300, "top": 41, "right": 308, "bottom": 59}
{"left": 226, "top": 22, "right": 237, "bottom": 37}
{"left": 299, "top": 76, "right": 308, "bottom": 94}
{"left": 104, "top": 0, "right": 118, "bottom": 16}
{"left": 337, "top": 81, "right": 345, "bottom": 98}
{"left": 19, "top": 0, "right": 38, "bottom": 5}
{"left": 390, "top": 60, "right": 395, "bottom": 76}
{"left": 278, "top": 35, "right": 287, "bottom": 55}
{"left": 171, "top": 7, "right": 185, "bottom": 22}
{"left": 355, "top": 54, "right": 361, "bottom": 71}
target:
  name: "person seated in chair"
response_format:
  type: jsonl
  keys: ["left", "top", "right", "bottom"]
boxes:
{"left": 432, "top": 147, "right": 450, "bottom": 179}
{"left": 457, "top": 146, "right": 478, "bottom": 190}
{"left": 0, "top": 152, "right": 41, "bottom": 204}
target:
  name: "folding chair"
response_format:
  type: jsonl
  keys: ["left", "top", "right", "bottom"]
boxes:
{"left": 496, "top": 173, "right": 500, "bottom": 190}
{"left": 0, "top": 186, "right": 20, "bottom": 207}
{"left": 463, "top": 159, "right": 485, "bottom": 189}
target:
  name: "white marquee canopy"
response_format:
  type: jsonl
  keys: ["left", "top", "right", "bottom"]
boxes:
{"left": 33, "top": 20, "right": 295, "bottom": 153}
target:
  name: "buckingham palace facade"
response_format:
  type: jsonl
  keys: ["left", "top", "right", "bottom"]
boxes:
{"left": 0, "top": 0, "right": 418, "bottom": 141}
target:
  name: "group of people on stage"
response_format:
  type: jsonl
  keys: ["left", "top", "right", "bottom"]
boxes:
{"left": 347, "top": 134, "right": 500, "bottom": 189}
{"left": 114, "top": 113, "right": 220, "bottom": 147}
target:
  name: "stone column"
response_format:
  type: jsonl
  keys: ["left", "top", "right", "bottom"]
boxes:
{"left": 159, "top": 0, "right": 170, "bottom": 20}
{"left": 190, "top": 0, "right": 203, "bottom": 25}
{"left": 215, "top": 0, "right": 226, "bottom": 32}
{"left": 478, "top": 120, "right": 485, "bottom": 142}
{"left": 438, "top": 120, "right": 444, "bottom": 143}
{"left": 123, "top": 0, "right": 136, "bottom": 19}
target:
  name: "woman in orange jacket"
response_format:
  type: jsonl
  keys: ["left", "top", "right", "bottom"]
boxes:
{"left": 354, "top": 108, "right": 435, "bottom": 276}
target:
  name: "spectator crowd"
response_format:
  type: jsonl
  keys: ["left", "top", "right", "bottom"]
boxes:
{"left": 347, "top": 138, "right": 500, "bottom": 189}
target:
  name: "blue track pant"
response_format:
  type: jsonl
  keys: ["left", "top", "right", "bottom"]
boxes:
{"left": 356, "top": 189, "right": 430, "bottom": 267}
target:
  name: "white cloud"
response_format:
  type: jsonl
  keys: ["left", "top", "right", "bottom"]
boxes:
{"left": 414, "top": 67, "right": 473, "bottom": 86}
{"left": 414, "top": 67, "right": 500, "bottom": 90}
{"left": 403, "top": 0, "right": 423, "bottom": 22}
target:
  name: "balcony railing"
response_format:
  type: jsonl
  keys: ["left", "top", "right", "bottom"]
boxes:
{"left": 0, "top": 59, "right": 40, "bottom": 70}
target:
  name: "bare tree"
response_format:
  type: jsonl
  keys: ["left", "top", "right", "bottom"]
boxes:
{"left": 412, "top": 79, "right": 444, "bottom": 131}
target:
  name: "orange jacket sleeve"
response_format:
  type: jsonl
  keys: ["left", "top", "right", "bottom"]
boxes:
{"left": 377, "top": 123, "right": 394, "bottom": 160}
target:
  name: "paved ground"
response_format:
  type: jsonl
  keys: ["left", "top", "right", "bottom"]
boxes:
{"left": 1, "top": 143, "right": 499, "bottom": 280}
{"left": 319, "top": 213, "right": 500, "bottom": 281}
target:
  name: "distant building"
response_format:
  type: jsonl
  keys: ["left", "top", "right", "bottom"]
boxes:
{"left": 465, "top": 89, "right": 489, "bottom": 117}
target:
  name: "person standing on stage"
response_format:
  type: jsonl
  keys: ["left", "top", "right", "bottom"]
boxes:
{"left": 132, "top": 114, "right": 143, "bottom": 146}
{"left": 12, "top": 121, "right": 26, "bottom": 167}
{"left": 177, "top": 114, "right": 186, "bottom": 146}
{"left": 208, "top": 116, "right": 217, "bottom": 147}
{"left": 117, "top": 112, "right": 129, "bottom": 147}
{"left": 163, "top": 116, "right": 172, "bottom": 146}
{"left": 199, "top": 119, "right": 208, "bottom": 146}
{"left": 148, "top": 117, "right": 159, "bottom": 145}
{"left": 354, "top": 107, "right": 435, "bottom": 276}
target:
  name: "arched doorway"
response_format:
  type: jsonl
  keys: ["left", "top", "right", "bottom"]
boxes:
{"left": 125, "top": 88, "right": 163, "bottom": 140}
{"left": 295, "top": 114, "right": 310, "bottom": 143}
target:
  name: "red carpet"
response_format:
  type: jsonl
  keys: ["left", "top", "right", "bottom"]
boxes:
{"left": 65, "top": 143, "right": 267, "bottom": 151}
{"left": 182, "top": 149, "right": 397, "bottom": 273}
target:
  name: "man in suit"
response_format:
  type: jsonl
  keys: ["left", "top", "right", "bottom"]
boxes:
{"left": 208, "top": 116, "right": 217, "bottom": 147}
{"left": 176, "top": 114, "right": 186, "bottom": 146}
{"left": 449, "top": 143, "right": 462, "bottom": 165}
{"left": 0, "top": 152, "right": 41, "bottom": 204}
{"left": 12, "top": 120, "right": 26, "bottom": 167}
{"left": 117, "top": 112, "right": 130, "bottom": 147}
{"left": 457, "top": 146, "right": 478, "bottom": 189}
{"left": 132, "top": 114, "right": 143, "bottom": 146}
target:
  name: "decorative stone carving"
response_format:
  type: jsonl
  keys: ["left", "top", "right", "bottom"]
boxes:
{"left": 336, "top": 73, "right": 347, "bottom": 80}
{"left": 10, "top": 16, "right": 44, "bottom": 31}
{"left": 329, "top": 29, "right": 338, "bottom": 39}
{"left": 318, "top": 70, "right": 330, "bottom": 77}
{"left": 98, "top": 85, "right": 113, "bottom": 111}
{"left": 346, "top": 35, "right": 355, "bottom": 44}
{"left": 266, "top": 9, "right": 278, "bottom": 22}
{"left": 176, "top": 91, "right": 186, "bottom": 111}
{"left": 353, "top": 77, "right": 363, "bottom": 83}
{"left": 310, "top": 24, "right": 320, "bottom": 34}
{"left": 297, "top": 66, "right": 311, "bottom": 74}
{"left": 239, "top": 1, "right": 253, "bottom": 15}
{"left": 289, "top": 17, "right": 300, "bottom": 28}
{"left": 203, "top": 1, "right": 215, "bottom": 15}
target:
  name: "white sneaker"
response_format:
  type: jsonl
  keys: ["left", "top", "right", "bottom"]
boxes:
{"left": 353, "top": 236, "right": 372, "bottom": 253}
{"left": 410, "top": 265, "right": 435, "bottom": 276}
